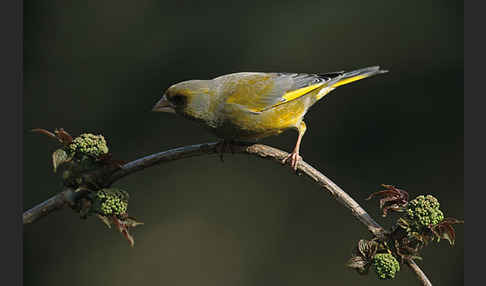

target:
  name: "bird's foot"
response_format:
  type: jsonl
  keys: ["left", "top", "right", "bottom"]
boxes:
{"left": 216, "top": 140, "right": 235, "bottom": 162}
{"left": 282, "top": 151, "right": 302, "bottom": 171}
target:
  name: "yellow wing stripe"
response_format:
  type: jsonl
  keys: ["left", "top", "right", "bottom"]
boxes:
{"left": 331, "top": 75, "right": 368, "bottom": 88}
{"left": 282, "top": 83, "right": 324, "bottom": 102}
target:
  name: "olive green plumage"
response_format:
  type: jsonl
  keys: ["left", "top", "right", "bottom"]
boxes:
{"left": 154, "top": 66, "right": 387, "bottom": 169}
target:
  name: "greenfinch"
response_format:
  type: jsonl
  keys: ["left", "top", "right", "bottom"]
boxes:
{"left": 153, "top": 66, "right": 387, "bottom": 169}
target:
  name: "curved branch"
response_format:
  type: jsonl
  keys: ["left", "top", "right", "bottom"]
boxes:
{"left": 106, "top": 142, "right": 220, "bottom": 185}
{"left": 23, "top": 141, "right": 431, "bottom": 285}
{"left": 406, "top": 260, "right": 432, "bottom": 286}
{"left": 23, "top": 188, "right": 85, "bottom": 224}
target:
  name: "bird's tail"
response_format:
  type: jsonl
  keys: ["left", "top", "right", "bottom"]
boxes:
{"left": 324, "top": 66, "right": 388, "bottom": 89}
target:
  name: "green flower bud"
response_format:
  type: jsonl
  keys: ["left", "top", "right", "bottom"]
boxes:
{"left": 406, "top": 194, "right": 444, "bottom": 231}
{"left": 93, "top": 188, "right": 129, "bottom": 216}
{"left": 67, "top": 133, "right": 109, "bottom": 158}
{"left": 372, "top": 253, "right": 400, "bottom": 280}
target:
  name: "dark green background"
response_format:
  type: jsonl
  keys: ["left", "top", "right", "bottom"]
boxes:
{"left": 23, "top": 0, "right": 463, "bottom": 285}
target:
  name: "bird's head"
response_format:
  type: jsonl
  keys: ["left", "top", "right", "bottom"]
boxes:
{"left": 153, "top": 80, "right": 214, "bottom": 122}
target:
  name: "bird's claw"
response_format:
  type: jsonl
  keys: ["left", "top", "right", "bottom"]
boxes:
{"left": 282, "top": 152, "right": 302, "bottom": 171}
{"left": 216, "top": 140, "right": 235, "bottom": 162}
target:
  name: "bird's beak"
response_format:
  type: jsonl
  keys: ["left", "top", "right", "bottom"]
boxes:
{"left": 152, "top": 95, "right": 176, "bottom": 113}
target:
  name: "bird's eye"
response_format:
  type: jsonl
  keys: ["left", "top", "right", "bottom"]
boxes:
{"left": 170, "top": 94, "right": 186, "bottom": 106}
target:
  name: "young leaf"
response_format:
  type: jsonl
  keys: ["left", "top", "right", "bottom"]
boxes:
{"left": 123, "top": 217, "right": 144, "bottom": 228}
{"left": 357, "top": 239, "right": 378, "bottom": 259}
{"left": 347, "top": 239, "right": 379, "bottom": 275}
{"left": 31, "top": 128, "right": 59, "bottom": 141}
{"left": 431, "top": 217, "right": 464, "bottom": 246}
{"left": 347, "top": 256, "right": 369, "bottom": 275}
{"left": 112, "top": 216, "right": 135, "bottom": 247}
{"left": 54, "top": 128, "right": 73, "bottom": 145}
{"left": 97, "top": 214, "right": 112, "bottom": 229}
{"left": 367, "top": 184, "right": 409, "bottom": 217}
{"left": 52, "top": 148, "right": 70, "bottom": 172}
{"left": 32, "top": 128, "right": 73, "bottom": 145}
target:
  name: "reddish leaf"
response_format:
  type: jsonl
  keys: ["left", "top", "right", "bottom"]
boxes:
{"left": 382, "top": 204, "right": 404, "bottom": 217}
{"left": 31, "top": 128, "right": 59, "bottom": 141}
{"left": 367, "top": 184, "right": 409, "bottom": 217}
{"left": 96, "top": 153, "right": 126, "bottom": 169}
{"left": 32, "top": 128, "right": 74, "bottom": 145}
{"left": 431, "top": 217, "right": 464, "bottom": 246}
{"left": 112, "top": 216, "right": 135, "bottom": 247}
{"left": 394, "top": 237, "right": 423, "bottom": 261}
{"left": 442, "top": 217, "right": 464, "bottom": 224}
{"left": 54, "top": 128, "right": 73, "bottom": 145}
{"left": 367, "top": 190, "right": 397, "bottom": 203}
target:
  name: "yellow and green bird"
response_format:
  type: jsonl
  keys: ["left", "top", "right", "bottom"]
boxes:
{"left": 153, "top": 66, "right": 387, "bottom": 170}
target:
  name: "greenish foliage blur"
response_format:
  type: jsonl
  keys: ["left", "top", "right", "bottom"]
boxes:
{"left": 24, "top": 0, "right": 463, "bottom": 285}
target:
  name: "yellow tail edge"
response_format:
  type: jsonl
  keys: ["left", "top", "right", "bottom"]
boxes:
{"left": 331, "top": 74, "right": 369, "bottom": 88}
{"left": 314, "top": 66, "right": 387, "bottom": 100}
{"left": 331, "top": 66, "right": 388, "bottom": 88}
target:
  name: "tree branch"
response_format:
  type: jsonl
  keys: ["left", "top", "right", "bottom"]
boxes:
{"left": 22, "top": 188, "right": 86, "bottom": 224}
{"left": 23, "top": 141, "right": 432, "bottom": 285}
{"left": 406, "top": 260, "right": 432, "bottom": 286}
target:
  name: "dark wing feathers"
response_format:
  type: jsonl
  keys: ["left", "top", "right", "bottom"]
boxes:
{"left": 220, "top": 67, "right": 385, "bottom": 112}
{"left": 221, "top": 72, "right": 339, "bottom": 112}
{"left": 276, "top": 72, "right": 341, "bottom": 92}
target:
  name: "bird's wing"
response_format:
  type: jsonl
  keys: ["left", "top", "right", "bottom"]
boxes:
{"left": 219, "top": 72, "right": 342, "bottom": 113}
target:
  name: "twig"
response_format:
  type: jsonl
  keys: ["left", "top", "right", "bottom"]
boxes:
{"left": 22, "top": 188, "right": 85, "bottom": 224}
{"left": 406, "top": 259, "right": 433, "bottom": 286}
{"left": 106, "top": 142, "right": 221, "bottom": 185}
{"left": 23, "top": 142, "right": 431, "bottom": 285}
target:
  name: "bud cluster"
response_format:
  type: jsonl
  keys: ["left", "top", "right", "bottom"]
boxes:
{"left": 94, "top": 189, "right": 129, "bottom": 216}
{"left": 349, "top": 186, "right": 463, "bottom": 282}
{"left": 67, "top": 133, "right": 109, "bottom": 157}
{"left": 372, "top": 253, "right": 400, "bottom": 280}
{"left": 406, "top": 195, "right": 444, "bottom": 231}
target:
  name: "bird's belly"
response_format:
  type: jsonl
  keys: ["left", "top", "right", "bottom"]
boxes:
{"left": 214, "top": 99, "right": 309, "bottom": 140}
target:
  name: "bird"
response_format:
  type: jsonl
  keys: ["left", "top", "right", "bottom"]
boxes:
{"left": 153, "top": 66, "right": 387, "bottom": 170}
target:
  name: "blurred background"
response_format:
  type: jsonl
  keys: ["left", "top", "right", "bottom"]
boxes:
{"left": 23, "top": 0, "right": 463, "bottom": 285}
